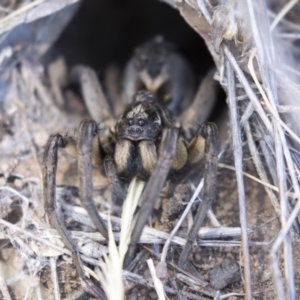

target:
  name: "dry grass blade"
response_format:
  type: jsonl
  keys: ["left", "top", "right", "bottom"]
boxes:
{"left": 0, "top": 0, "right": 80, "bottom": 35}
{"left": 97, "top": 177, "right": 144, "bottom": 300}
{"left": 119, "top": 177, "right": 145, "bottom": 259}
{"left": 97, "top": 217, "right": 124, "bottom": 300}
{"left": 147, "top": 259, "right": 166, "bottom": 300}
{"left": 223, "top": 47, "right": 273, "bottom": 133}
{"left": 274, "top": 124, "right": 295, "bottom": 299}
{"left": 271, "top": 195, "right": 300, "bottom": 299}
{"left": 226, "top": 59, "right": 252, "bottom": 299}
{"left": 270, "top": 0, "right": 299, "bottom": 31}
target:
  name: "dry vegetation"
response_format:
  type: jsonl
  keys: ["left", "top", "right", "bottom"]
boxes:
{"left": 1, "top": 0, "right": 300, "bottom": 299}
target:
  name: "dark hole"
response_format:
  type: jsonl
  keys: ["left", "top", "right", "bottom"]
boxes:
{"left": 45, "top": 0, "right": 225, "bottom": 121}
{"left": 52, "top": 0, "right": 214, "bottom": 76}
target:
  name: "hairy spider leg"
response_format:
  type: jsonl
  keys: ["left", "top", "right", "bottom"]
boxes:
{"left": 71, "top": 65, "right": 112, "bottom": 122}
{"left": 179, "top": 68, "right": 218, "bottom": 141}
{"left": 42, "top": 133, "right": 107, "bottom": 299}
{"left": 124, "top": 126, "right": 179, "bottom": 268}
{"left": 77, "top": 119, "right": 108, "bottom": 239}
{"left": 178, "top": 123, "right": 219, "bottom": 268}
{"left": 43, "top": 134, "right": 84, "bottom": 276}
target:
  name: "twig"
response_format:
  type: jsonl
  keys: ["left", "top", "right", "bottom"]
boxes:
{"left": 226, "top": 58, "right": 252, "bottom": 299}
{"left": 70, "top": 209, "right": 244, "bottom": 243}
{"left": 220, "top": 293, "right": 245, "bottom": 299}
{"left": 123, "top": 270, "right": 206, "bottom": 299}
{"left": 168, "top": 261, "right": 208, "bottom": 287}
{"left": 175, "top": 273, "right": 215, "bottom": 298}
{"left": 50, "top": 257, "right": 60, "bottom": 300}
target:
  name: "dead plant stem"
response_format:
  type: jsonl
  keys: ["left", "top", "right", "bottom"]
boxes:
{"left": 226, "top": 59, "right": 252, "bottom": 299}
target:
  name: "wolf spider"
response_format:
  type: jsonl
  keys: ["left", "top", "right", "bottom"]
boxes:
{"left": 42, "top": 37, "right": 219, "bottom": 298}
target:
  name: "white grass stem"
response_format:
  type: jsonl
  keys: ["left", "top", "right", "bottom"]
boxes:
{"left": 196, "top": 0, "right": 212, "bottom": 24}
{"left": 226, "top": 59, "right": 252, "bottom": 299}
{"left": 274, "top": 125, "right": 295, "bottom": 300}
{"left": 119, "top": 178, "right": 144, "bottom": 260}
{"left": 50, "top": 257, "right": 60, "bottom": 300}
{"left": 223, "top": 47, "right": 273, "bottom": 133}
{"left": 270, "top": 0, "right": 299, "bottom": 31}
{"left": 147, "top": 259, "right": 166, "bottom": 300}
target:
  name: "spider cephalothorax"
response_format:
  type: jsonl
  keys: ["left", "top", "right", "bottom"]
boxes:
{"left": 114, "top": 91, "right": 175, "bottom": 179}
{"left": 115, "top": 91, "right": 167, "bottom": 142}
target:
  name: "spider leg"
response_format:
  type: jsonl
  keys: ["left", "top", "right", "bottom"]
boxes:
{"left": 104, "top": 155, "right": 127, "bottom": 203}
{"left": 77, "top": 119, "right": 108, "bottom": 239}
{"left": 179, "top": 68, "right": 218, "bottom": 140}
{"left": 42, "top": 134, "right": 107, "bottom": 299}
{"left": 71, "top": 65, "right": 113, "bottom": 124}
{"left": 105, "top": 65, "right": 125, "bottom": 117}
{"left": 43, "top": 134, "right": 84, "bottom": 277}
{"left": 178, "top": 123, "right": 219, "bottom": 269}
{"left": 124, "top": 127, "right": 179, "bottom": 269}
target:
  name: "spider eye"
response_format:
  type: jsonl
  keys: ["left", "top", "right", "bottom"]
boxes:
{"left": 128, "top": 119, "right": 134, "bottom": 126}
{"left": 138, "top": 119, "right": 145, "bottom": 126}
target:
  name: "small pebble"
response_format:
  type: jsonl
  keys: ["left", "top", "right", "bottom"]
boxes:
{"left": 139, "top": 288, "right": 147, "bottom": 295}
{"left": 149, "top": 291, "right": 157, "bottom": 299}
{"left": 127, "top": 292, "right": 138, "bottom": 300}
